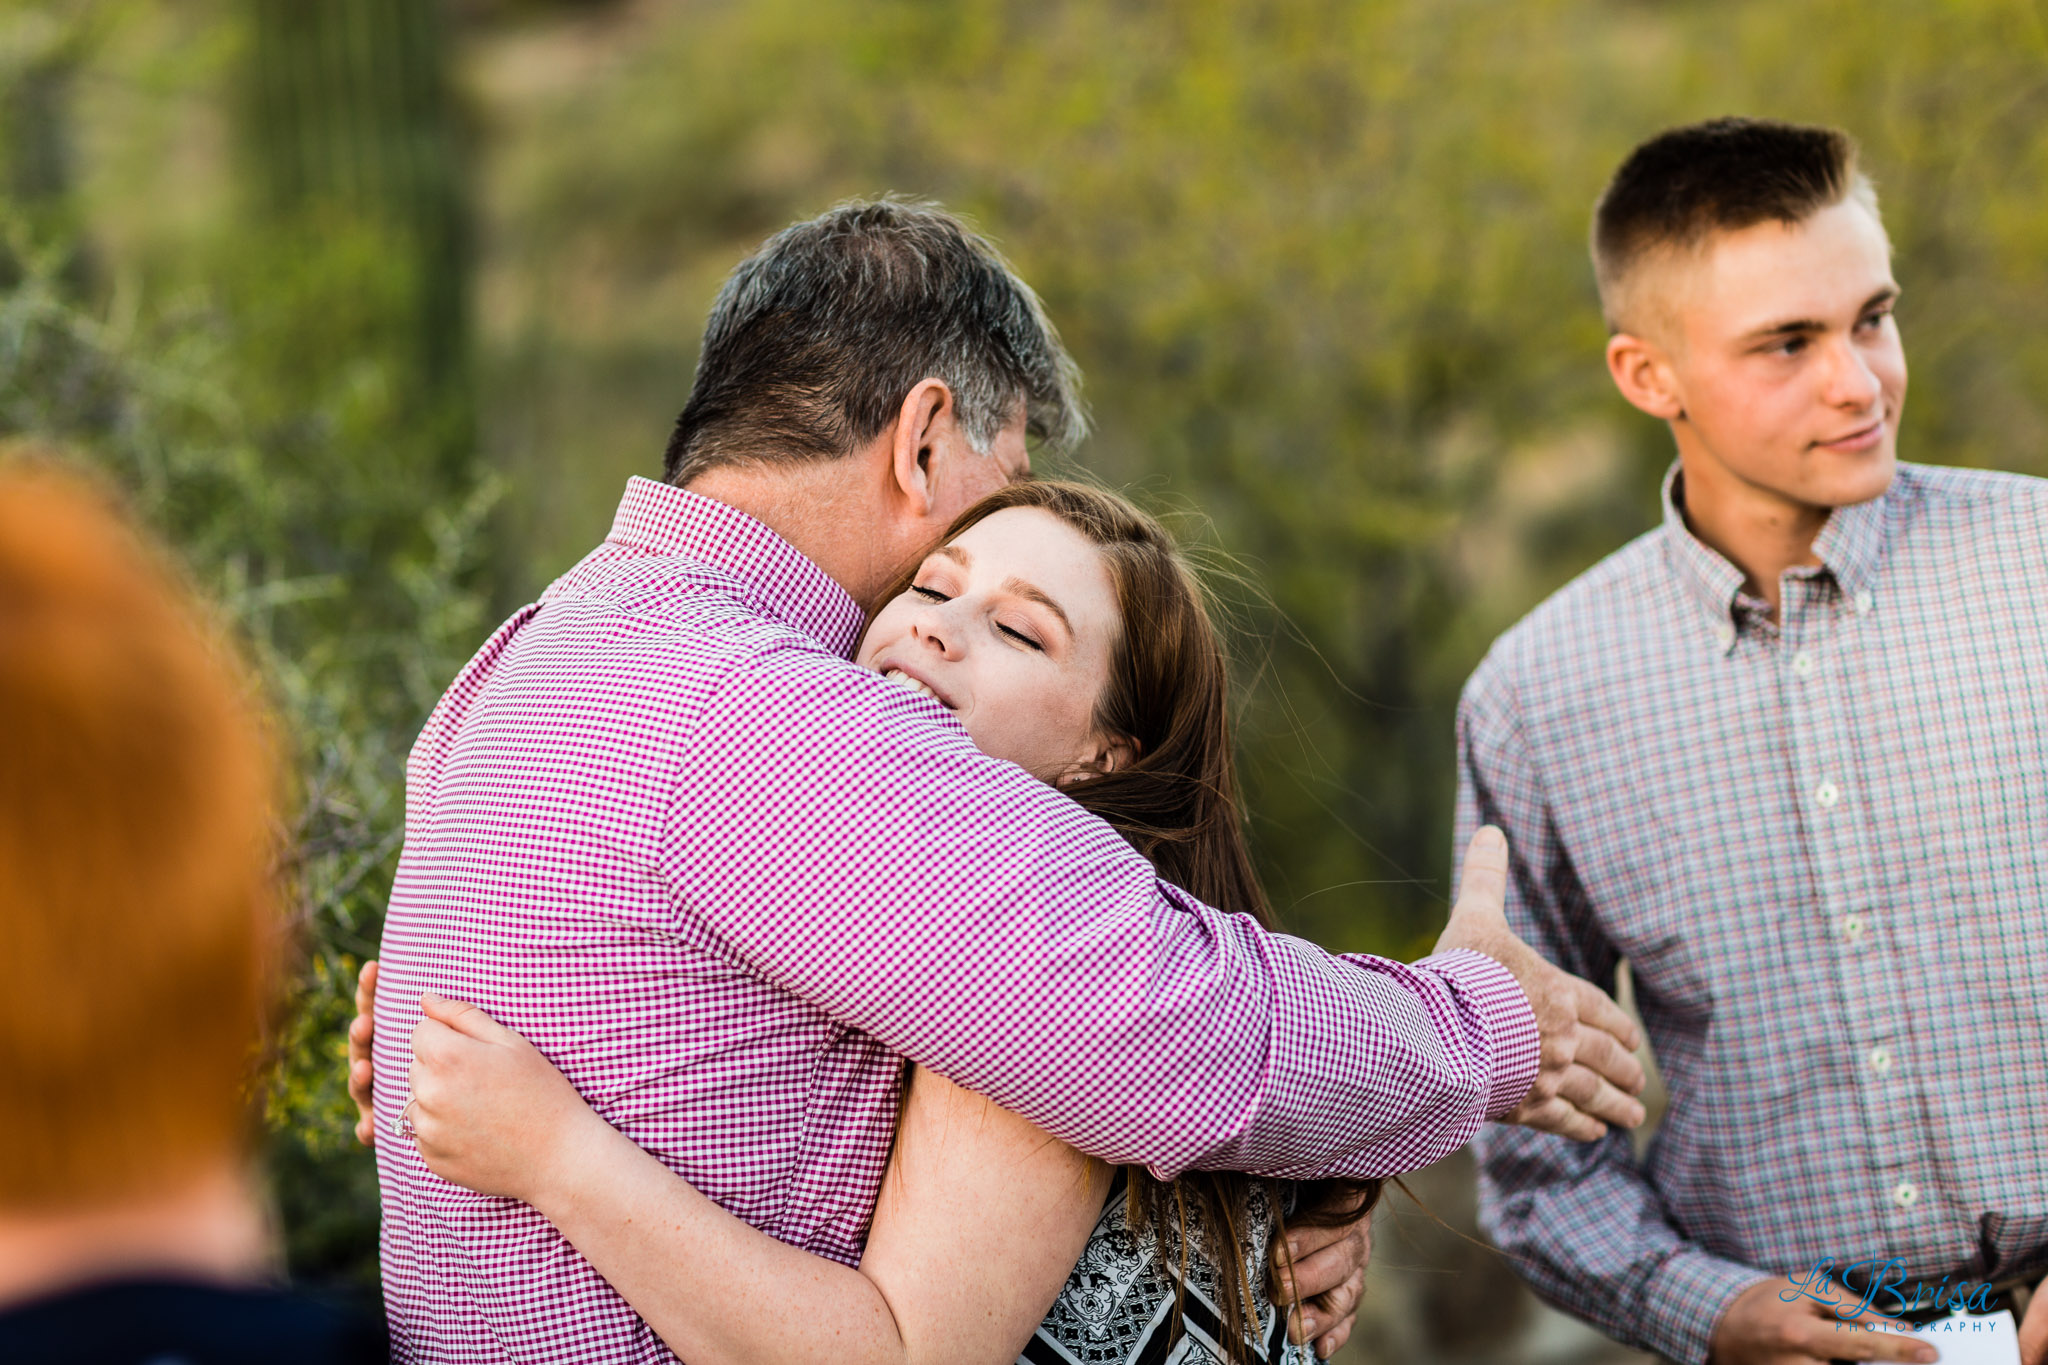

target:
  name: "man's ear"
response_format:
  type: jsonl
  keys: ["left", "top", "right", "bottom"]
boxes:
{"left": 889, "top": 378, "right": 955, "bottom": 518}
{"left": 1605, "top": 332, "right": 1687, "bottom": 423}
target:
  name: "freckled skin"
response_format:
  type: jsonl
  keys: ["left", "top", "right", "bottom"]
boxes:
{"left": 856, "top": 507, "right": 1124, "bottom": 783}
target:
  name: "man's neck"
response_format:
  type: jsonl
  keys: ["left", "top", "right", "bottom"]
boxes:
{"left": 1673, "top": 447, "right": 1831, "bottom": 621}
{"left": 0, "top": 1162, "right": 272, "bottom": 1312}
{"left": 683, "top": 458, "right": 897, "bottom": 614}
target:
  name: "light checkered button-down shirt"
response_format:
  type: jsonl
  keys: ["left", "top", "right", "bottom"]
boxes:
{"left": 1462, "top": 461, "right": 2048, "bottom": 1364}
{"left": 376, "top": 476, "right": 1540, "bottom": 1364}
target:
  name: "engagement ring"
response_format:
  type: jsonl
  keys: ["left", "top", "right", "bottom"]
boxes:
{"left": 390, "top": 1097, "right": 418, "bottom": 1142}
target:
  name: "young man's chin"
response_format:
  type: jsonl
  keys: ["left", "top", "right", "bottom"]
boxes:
{"left": 1797, "top": 445, "right": 1898, "bottom": 510}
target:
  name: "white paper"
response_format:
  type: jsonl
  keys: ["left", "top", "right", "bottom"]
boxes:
{"left": 1906, "top": 1309, "right": 2020, "bottom": 1365}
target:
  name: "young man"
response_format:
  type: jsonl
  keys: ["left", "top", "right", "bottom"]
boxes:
{"left": 372, "top": 199, "right": 1646, "bottom": 1363}
{"left": 1463, "top": 118, "right": 2048, "bottom": 1365}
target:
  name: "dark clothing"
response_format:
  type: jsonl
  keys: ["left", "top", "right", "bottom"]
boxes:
{"left": 0, "top": 1277, "right": 384, "bottom": 1365}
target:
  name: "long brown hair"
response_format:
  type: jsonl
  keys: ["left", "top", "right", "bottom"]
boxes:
{"left": 883, "top": 480, "right": 1379, "bottom": 1361}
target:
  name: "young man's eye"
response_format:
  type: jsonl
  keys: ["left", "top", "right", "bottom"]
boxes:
{"left": 997, "top": 623, "right": 1045, "bottom": 651}
{"left": 912, "top": 585, "right": 949, "bottom": 603}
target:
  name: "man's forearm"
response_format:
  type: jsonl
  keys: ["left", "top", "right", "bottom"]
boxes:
{"left": 1190, "top": 938, "right": 1539, "bottom": 1179}
{"left": 676, "top": 661, "right": 1540, "bottom": 1181}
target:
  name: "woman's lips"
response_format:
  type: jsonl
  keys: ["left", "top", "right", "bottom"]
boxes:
{"left": 877, "top": 664, "right": 955, "bottom": 710}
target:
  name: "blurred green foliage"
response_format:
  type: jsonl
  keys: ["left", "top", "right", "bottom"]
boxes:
{"left": 471, "top": 0, "right": 2048, "bottom": 955}
{"left": 6, "top": 0, "right": 2048, "bottom": 1316}
{"left": 1, "top": 0, "right": 491, "bottom": 1293}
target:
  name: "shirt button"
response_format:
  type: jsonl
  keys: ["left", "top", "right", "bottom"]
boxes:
{"left": 1792, "top": 650, "right": 1816, "bottom": 677}
{"left": 1714, "top": 624, "right": 1736, "bottom": 651}
{"left": 1843, "top": 914, "right": 1866, "bottom": 942}
{"left": 1816, "top": 781, "right": 1841, "bottom": 809}
{"left": 1855, "top": 590, "right": 1875, "bottom": 615}
{"left": 1894, "top": 1181, "right": 1919, "bottom": 1208}
{"left": 1869, "top": 1046, "right": 1893, "bottom": 1074}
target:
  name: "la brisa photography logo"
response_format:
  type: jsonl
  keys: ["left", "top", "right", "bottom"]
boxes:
{"left": 1783, "top": 1257, "right": 1999, "bottom": 1321}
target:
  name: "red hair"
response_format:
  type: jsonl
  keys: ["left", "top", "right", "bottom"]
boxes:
{"left": 0, "top": 451, "right": 284, "bottom": 1208}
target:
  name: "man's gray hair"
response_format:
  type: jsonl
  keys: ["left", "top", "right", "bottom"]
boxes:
{"left": 664, "top": 198, "right": 1087, "bottom": 483}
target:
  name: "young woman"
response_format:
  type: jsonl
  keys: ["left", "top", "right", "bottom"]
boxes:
{"left": 353, "top": 481, "right": 1378, "bottom": 1365}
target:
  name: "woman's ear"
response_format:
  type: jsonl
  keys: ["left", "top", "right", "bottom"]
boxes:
{"left": 1087, "top": 731, "right": 1139, "bottom": 776}
{"left": 1051, "top": 732, "right": 1139, "bottom": 789}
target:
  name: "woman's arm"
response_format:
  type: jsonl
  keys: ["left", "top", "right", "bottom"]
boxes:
{"left": 405, "top": 991, "right": 1109, "bottom": 1365}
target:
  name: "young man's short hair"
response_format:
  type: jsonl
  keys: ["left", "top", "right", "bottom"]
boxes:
{"left": 0, "top": 450, "right": 284, "bottom": 1208}
{"left": 1592, "top": 116, "right": 1879, "bottom": 330}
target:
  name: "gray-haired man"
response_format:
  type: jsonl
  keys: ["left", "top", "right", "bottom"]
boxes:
{"left": 367, "top": 199, "right": 1644, "bottom": 1362}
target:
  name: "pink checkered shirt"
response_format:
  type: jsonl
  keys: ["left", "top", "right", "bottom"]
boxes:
{"left": 374, "top": 476, "right": 1539, "bottom": 1363}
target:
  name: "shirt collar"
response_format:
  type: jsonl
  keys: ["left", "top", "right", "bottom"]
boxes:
{"left": 1658, "top": 462, "right": 1891, "bottom": 652}
{"left": 1808, "top": 486, "right": 1886, "bottom": 602}
{"left": 605, "top": 476, "right": 866, "bottom": 658}
{"left": 1659, "top": 464, "right": 1748, "bottom": 644}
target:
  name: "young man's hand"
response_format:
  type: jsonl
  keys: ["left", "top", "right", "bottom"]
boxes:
{"left": 1434, "top": 827, "right": 1649, "bottom": 1141}
{"left": 1709, "top": 1279, "right": 1936, "bottom": 1364}
{"left": 2017, "top": 1274, "right": 2047, "bottom": 1364}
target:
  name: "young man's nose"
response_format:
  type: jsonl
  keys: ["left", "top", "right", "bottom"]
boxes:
{"left": 1822, "top": 335, "right": 1884, "bottom": 410}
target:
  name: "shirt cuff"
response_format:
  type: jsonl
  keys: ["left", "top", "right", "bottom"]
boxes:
{"left": 1414, "top": 947, "right": 1540, "bottom": 1120}
{"left": 1640, "top": 1250, "right": 1776, "bottom": 1365}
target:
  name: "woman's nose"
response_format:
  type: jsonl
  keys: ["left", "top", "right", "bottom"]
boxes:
{"left": 911, "top": 608, "right": 961, "bottom": 659}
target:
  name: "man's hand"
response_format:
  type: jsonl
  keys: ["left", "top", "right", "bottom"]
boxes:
{"left": 2016, "top": 1274, "right": 2046, "bottom": 1364}
{"left": 1433, "top": 826, "right": 1648, "bottom": 1141}
{"left": 1709, "top": 1279, "right": 1936, "bottom": 1364}
{"left": 1276, "top": 1192, "right": 1374, "bottom": 1359}
{"left": 349, "top": 959, "right": 379, "bottom": 1147}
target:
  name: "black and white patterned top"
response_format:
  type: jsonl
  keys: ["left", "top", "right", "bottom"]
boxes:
{"left": 1021, "top": 1174, "right": 1315, "bottom": 1365}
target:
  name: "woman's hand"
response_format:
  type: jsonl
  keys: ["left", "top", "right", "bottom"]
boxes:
{"left": 348, "top": 959, "right": 378, "bottom": 1146}
{"left": 407, "top": 992, "right": 610, "bottom": 1207}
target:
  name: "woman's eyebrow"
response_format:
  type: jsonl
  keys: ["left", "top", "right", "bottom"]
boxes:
{"left": 1001, "top": 578, "right": 1073, "bottom": 637}
{"left": 935, "top": 544, "right": 972, "bottom": 567}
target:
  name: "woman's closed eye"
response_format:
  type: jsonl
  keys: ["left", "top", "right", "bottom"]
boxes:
{"left": 997, "top": 621, "right": 1045, "bottom": 651}
{"left": 911, "top": 584, "right": 950, "bottom": 603}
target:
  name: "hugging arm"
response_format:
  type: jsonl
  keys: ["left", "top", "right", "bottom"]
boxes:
{"left": 351, "top": 975, "right": 1372, "bottom": 1360}
{"left": 404, "top": 991, "right": 1107, "bottom": 1365}
{"left": 663, "top": 659, "right": 1634, "bottom": 1182}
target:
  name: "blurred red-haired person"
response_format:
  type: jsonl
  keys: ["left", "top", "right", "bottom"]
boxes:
{"left": 0, "top": 452, "right": 379, "bottom": 1365}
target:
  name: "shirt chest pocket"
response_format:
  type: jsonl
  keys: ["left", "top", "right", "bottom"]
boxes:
{"left": 1561, "top": 720, "right": 1809, "bottom": 1029}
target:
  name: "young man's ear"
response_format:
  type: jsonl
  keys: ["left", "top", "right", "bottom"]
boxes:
{"left": 889, "top": 378, "right": 955, "bottom": 517}
{"left": 1605, "top": 332, "right": 1687, "bottom": 423}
